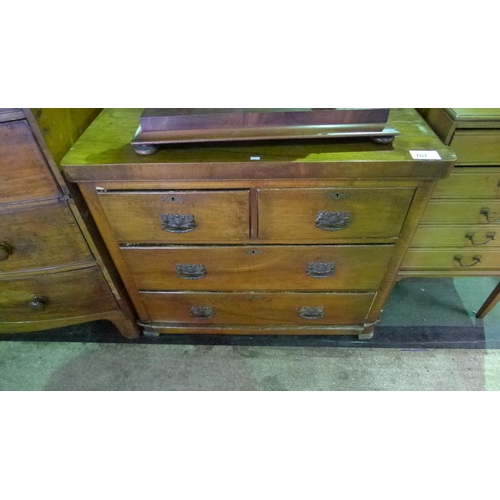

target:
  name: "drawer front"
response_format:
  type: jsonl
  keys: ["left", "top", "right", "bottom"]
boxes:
{"left": 421, "top": 200, "right": 500, "bottom": 225}
{"left": 450, "top": 130, "right": 500, "bottom": 165}
{"left": 0, "top": 267, "right": 117, "bottom": 323}
{"left": 0, "top": 120, "right": 59, "bottom": 205}
{"left": 402, "top": 249, "right": 500, "bottom": 271}
{"left": 431, "top": 170, "right": 500, "bottom": 199}
{"left": 99, "top": 190, "right": 250, "bottom": 243}
{"left": 410, "top": 225, "right": 500, "bottom": 248}
{"left": 0, "top": 200, "right": 93, "bottom": 274}
{"left": 257, "top": 188, "right": 414, "bottom": 242}
{"left": 141, "top": 291, "right": 375, "bottom": 325}
{"left": 121, "top": 245, "right": 394, "bottom": 292}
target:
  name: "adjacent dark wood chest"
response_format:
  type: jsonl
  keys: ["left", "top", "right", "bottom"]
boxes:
{"left": 0, "top": 109, "right": 139, "bottom": 338}
{"left": 61, "top": 108, "right": 456, "bottom": 338}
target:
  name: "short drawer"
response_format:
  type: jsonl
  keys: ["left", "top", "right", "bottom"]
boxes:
{"left": 421, "top": 200, "right": 500, "bottom": 225}
{"left": 0, "top": 120, "right": 59, "bottom": 205}
{"left": 410, "top": 225, "right": 500, "bottom": 248}
{"left": 431, "top": 169, "right": 500, "bottom": 199}
{"left": 0, "top": 200, "right": 93, "bottom": 275}
{"left": 98, "top": 190, "right": 250, "bottom": 243}
{"left": 450, "top": 130, "right": 500, "bottom": 165}
{"left": 257, "top": 188, "right": 414, "bottom": 242}
{"left": 141, "top": 291, "right": 375, "bottom": 325}
{"left": 401, "top": 248, "right": 500, "bottom": 271}
{"left": 121, "top": 245, "right": 394, "bottom": 292}
{"left": 0, "top": 267, "right": 117, "bottom": 323}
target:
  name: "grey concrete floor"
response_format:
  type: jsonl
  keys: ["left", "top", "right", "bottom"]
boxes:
{"left": 1, "top": 342, "right": 499, "bottom": 390}
{"left": 2, "top": 277, "right": 500, "bottom": 391}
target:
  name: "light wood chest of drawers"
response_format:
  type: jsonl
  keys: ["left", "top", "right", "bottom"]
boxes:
{"left": 61, "top": 108, "right": 455, "bottom": 338}
{"left": 401, "top": 109, "right": 500, "bottom": 276}
{"left": 0, "top": 109, "right": 138, "bottom": 338}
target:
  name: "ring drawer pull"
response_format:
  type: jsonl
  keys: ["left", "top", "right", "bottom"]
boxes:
{"left": 28, "top": 295, "right": 48, "bottom": 311}
{"left": 465, "top": 232, "right": 496, "bottom": 246}
{"left": 480, "top": 208, "right": 500, "bottom": 223}
{"left": 190, "top": 306, "right": 215, "bottom": 319}
{"left": 176, "top": 264, "right": 206, "bottom": 280}
{"left": 316, "top": 211, "right": 351, "bottom": 231}
{"left": 0, "top": 242, "right": 13, "bottom": 261}
{"left": 299, "top": 306, "right": 324, "bottom": 320}
{"left": 306, "top": 262, "right": 336, "bottom": 278}
{"left": 453, "top": 255, "right": 482, "bottom": 268}
{"left": 161, "top": 213, "right": 196, "bottom": 233}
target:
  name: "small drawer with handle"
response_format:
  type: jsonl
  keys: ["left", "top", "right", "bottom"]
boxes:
{"left": 431, "top": 169, "right": 500, "bottom": 200}
{"left": 450, "top": 130, "right": 500, "bottom": 165}
{"left": 410, "top": 225, "right": 500, "bottom": 248}
{"left": 98, "top": 190, "right": 250, "bottom": 243}
{"left": 401, "top": 248, "right": 500, "bottom": 271}
{"left": 421, "top": 200, "right": 500, "bottom": 225}
{"left": 0, "top": 267, "right": 116, "bottom": 323}
{"left": 257, "top": 188, "right": 414, "bottom": 242}
{"left": 140, "top": 291, "right": 376, "bottom": 325}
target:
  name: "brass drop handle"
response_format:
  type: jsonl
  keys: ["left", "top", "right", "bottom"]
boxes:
{"left": 28, "top": 296, "right": 48, "bottom": 311}
{"left": 161, "top": 213, "right": 196, "bottom": 233}
{"left": 316, "top": 211, "right": 351, "bottom": 231}
{"left": 0, "top": 242, "right": 13, "bottom": 261}
{"left": 190, "top": 306, "right": 215, "bottom": 320}
{"left": 176, "top": 264, "right": 206, "bottom": 280}
{"left": 465, "top": 232, "right": 496, "bottom": 246}
{"left": 299, "top": 306, "right": 324, "bottom": 320}
{"left": 453, "top": 255, "right": 482, "bottom": 268}
{"left": 480, "top": 208, "right": 500, "bottom": 223}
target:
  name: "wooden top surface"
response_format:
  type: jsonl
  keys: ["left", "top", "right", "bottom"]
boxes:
{"left": 447, "top": 108, "right": 500, "bottom": 122}
{"left": 61, "top": 108, "right": 456, "bottom": 182}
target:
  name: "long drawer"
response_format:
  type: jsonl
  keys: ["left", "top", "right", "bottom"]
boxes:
{"left": 98, "top": 190, "right": 250, "bottom": 243}
{"left": 0, "top": 267, "right": 116, "bottom": 323}
{"left": 257, "top": 187, "right": 414, "bottom": 242}
{"left": 121, "top": 245, "right": 394, "bottom": 292}
{"left": 401, "top": 248, "right": 500, "bottom": 271}
{"left": 0, "top": 200, "right": 93, "bottom": 274}
{"left": 421, "top": 200, "right": 500, "bottom": 225}
{"left": 450, "top": 130, "right": 500, "bottom": 165}
{"left": 431, "top": 169, "right": 500, "bottom": 199}
{"left": 410, "top": 225, "right": 500, "bottom": 248}
{"left": 141, "top": 291, "right": 375, "bottom": 325}
{"left": 0, "top": 120, "right": 59, "bottom": 205}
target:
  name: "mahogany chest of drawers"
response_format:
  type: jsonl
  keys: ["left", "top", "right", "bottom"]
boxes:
{"left": 61, "top": 108, "right": 455, "bottom": 338}
{"left": 401, "top": 109, "right": 500, "bottom": 276}
{"left": 0, "top": 109, "right": 138, "bottom": 338}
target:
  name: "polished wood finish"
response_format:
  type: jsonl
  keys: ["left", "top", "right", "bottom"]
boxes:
{"left": 0, "top": 109, "right": 139, "bottom": 338}
{"left": 63, "top": 108, "right": 456, "bottom": 338}
{"left": 121, "top": 245, "right": 394, "bottom": 292}
{"left": 258, "top": 188, "right": 414, "bottom": 241}
{"left": 98, "top": 190, "right": 250, "bottom": 243}
{"left": 0, "top": 267, "right": 116, "bottom": 322}
{"left": 141, "top": 291, "right": 376, "bottom": 325}
{"left": 0, "top": 120, "right": 59, "bottom": 204}
{"left": 0, "top": 199, "right": 93, "bottom": 274}
{"left": 404, "top": 109, "right": 500, "bottom": 318}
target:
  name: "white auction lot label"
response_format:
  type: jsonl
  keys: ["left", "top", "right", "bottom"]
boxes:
{"left": 409, "top": 150, "right": 442, "bottom": 160}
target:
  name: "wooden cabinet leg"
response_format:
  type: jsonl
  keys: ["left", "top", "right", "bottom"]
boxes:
{"left": 107, "top": 312, "right": 141, "bottom": 339}
{"left": 358, "top": 324, "right": 375, "bottom": 340}
{"left": 477, "top": 281, "right": 500, "bottom": 319}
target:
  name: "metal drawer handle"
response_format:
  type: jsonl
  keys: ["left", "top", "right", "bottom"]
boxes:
{"left": 28, "top": 296, "right": 48, "bottom": 311}
{"left": 176, "top": 264, "right": 206, "bottom": 280}
{"left": 190, "top": 306, "right": 215, "bottom": 319}
{"left": 480, "top": 208, "right": 500, "bottom": 223}
{"left": 465, "top": 232, "right": 496, "bottom": 246}
{"left": 161, "top": 213, "right": 196, "bottom": 233}
{"left": 316, "top": 211, "right": 351, "bottom": 231}
{"left": 454, "top": 255, "right": 482, "bottom": 268}
{"left": 0, "top": 242, "right": 13, "bottom": 261}
{"left": 299, "top": 306, "right": 324, "bottom": 320}
{"left": 306, "top": 262, "right": 336, "bottom": 278}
